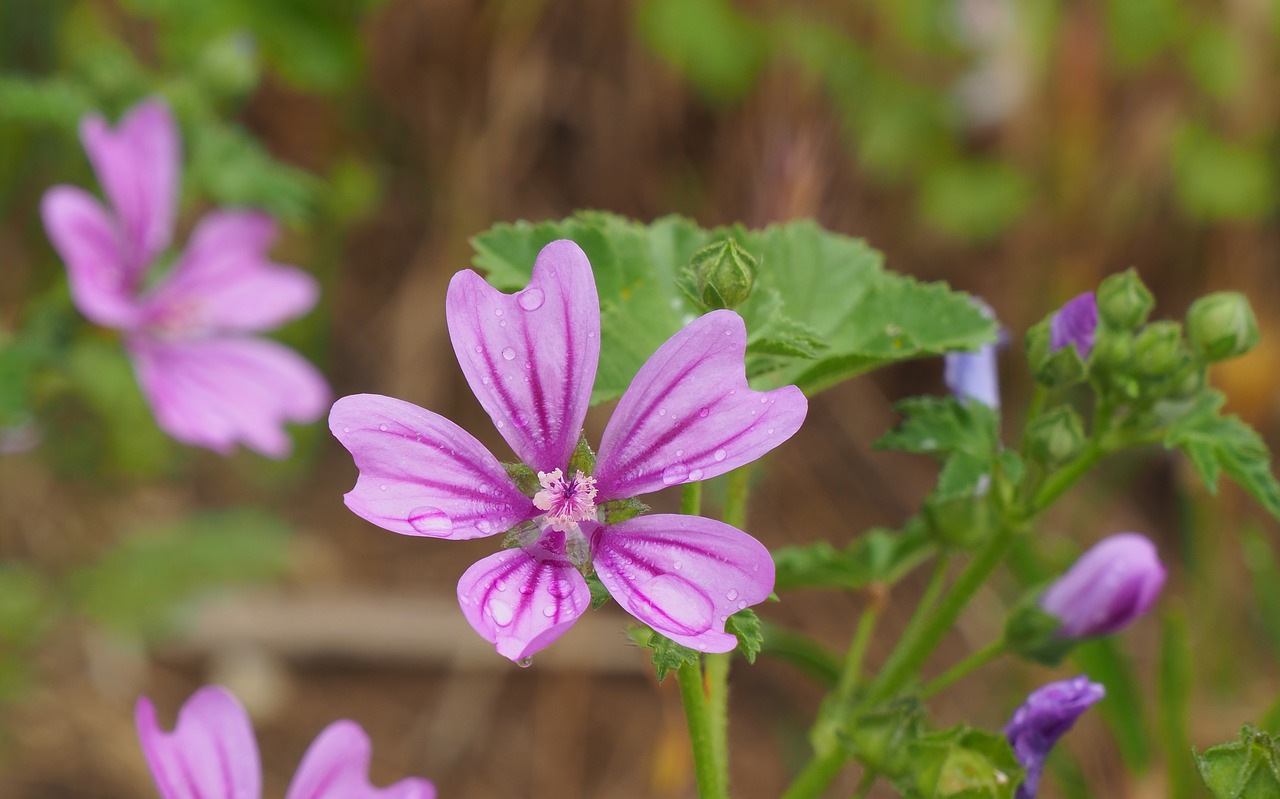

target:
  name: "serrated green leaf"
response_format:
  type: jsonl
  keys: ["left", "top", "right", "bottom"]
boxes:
{"left": 643, "top": 629, "right": 700, "bottom": 682}
{"left": 774, "top": 523, "right": 932, "bottom": 591}
{"left": 725, "top": 608, "right": 762, "bottom": 663}
{"left": 470, "top": 213, "right": 995, "bottom": 402}
{"left": 70, "top": 509, "right": 291, "bottom": 638}
{"left": 586, "top": 573, "right": 612, "bottom": 609}
{"left": 901, "top": 725, "right": 1023, "bottom": 799}
{"left": 1164, "top": 390, "right": 1280, "bottom": 521}
{"left": 876, "top": 397, "right": 1001, "bottom": 501}
{"left": 1196, "top": 726, "right": 1280, "bottom": 799}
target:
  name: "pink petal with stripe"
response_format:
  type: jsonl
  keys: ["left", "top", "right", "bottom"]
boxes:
{"left": 457, "top": 531, "right": 591, "bottom": 661}
{"left": 590, "top": 515, "right": 775, "bottom": 652}
{"left": 330, "top": 394, "right": 535, "bottom": 540}
{"left": 593, "top": 310, "right": 807, "bottom": 500}
{"left": 446, "top": 240, "right": 599, "bottom": 473}
{"left": 286, "top": 720, "right": 435, "bottom": 799}
{"left": 80, "top": 97, "right": 179, "bottom": 274}
{"left": 40, "top": 185, "right": 141, "bottom": 328}
{"left": 135, "top": 686, "right": 261, "bottom": 799}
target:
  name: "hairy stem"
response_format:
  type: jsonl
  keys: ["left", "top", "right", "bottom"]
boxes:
{"left": 920, "top": 638, "right": 1006, "bottom": 698}
{"left": 678, "top": 660, "right": 726, "bottom": 799}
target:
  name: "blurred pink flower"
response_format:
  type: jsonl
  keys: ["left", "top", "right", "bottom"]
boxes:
{"left": 41, "top": 98, "right": 328, "bottom": 457}
{"left": 136, "top": 686, "right": 434, "bottom": 799}
{"left": 331, "top": 240, "right": 808, "bottom": 661}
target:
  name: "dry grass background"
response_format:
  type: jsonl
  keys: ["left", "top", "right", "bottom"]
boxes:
{"left": 2, "top": 0, "right": 1279, "bottom": 796}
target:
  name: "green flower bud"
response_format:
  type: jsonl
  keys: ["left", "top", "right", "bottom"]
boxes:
{"left": 1196, "top": 726, "right": 1280, "bottom": 799}
{"left": 1186, "top": 291, "right": 1260, "bottom": 362}
{"left": 1092, "top": 329, "right": 1133, "bottom": 372}
{"left": 1025, "top": 406, "right": 1085, "bottom": 468}
{"left": 1003, "top": 600, "right": 1075, "bottom": 666}
{"left": 1026, "top": 321, "right": 1086, "bottom": 388}
{"left": 1133, "top": 321, "right": 1188, "bottom": 377}
{"left": 1096, "top": 269, "right": 1154, "bottom": 330}
{"left": 690, "top": 238, "right": 757, "bottom": 310}
{"left": 924, "top": 493, "right": 992, "bottom": 550}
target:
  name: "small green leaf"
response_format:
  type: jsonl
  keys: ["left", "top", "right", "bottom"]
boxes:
{"left": 876, "top": 397, "right": 1001, "bottom": 502}
{"left": 642, "top": 629, "right": 701, "bottom": 682}
{"left": 502, "top": 462, "right": 539, "bottom": 496}
{"left": 901, "top": 725, "right": 1023, "bottom": 799}
{"left": 725, "top": 608, "right": 762, "bottom": 663}
{"left": 840, "top": 697, "right": 926, "bottom": 779}
{"left": 774, "top": 523, "right": 932, "bottom": 591}
{"left": 585, "top": 573, "right": 612, "bottom": 609}
{"left": 1196, "top": 726, "right": 1280, "bottom": 799}
{"left": 1164, "top": 390, "right": 1280, "bottom": 521}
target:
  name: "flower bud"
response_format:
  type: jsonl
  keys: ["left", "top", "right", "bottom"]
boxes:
{"left": 1049, "top": 292, "right": 1098, "bottom": 359}
{"left": 1133, "top": 321, "right": 1187, "bottom": 377}
{"left": 1039, "top": 533, "right": 1166, "bottom": 638}
{"left": 1024, "top": 406, "right": 1085, "bottom": 468}
{"left": 690, "top": 238, "right": 757, "bottom": 310}
{"left": 1026, "top": 321, "right": 1085, "bottom": 388}
{"left": 1186, "top": 291, "right": 1260, "bottom": 362}
{"left": 1096, "top": 269, "right": 1154, "bottom": 330}
{"left": 1005, "top": 677, "right": 1105, "bottom": 799}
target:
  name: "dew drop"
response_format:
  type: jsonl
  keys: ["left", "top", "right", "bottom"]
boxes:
{"left": 496, "top": 579, "right": 507, "bottom": 592}
{"left": 487, "top": 598, "right": 513, "bottom": 625}
{"left": 494, "top": 308, "right": 504, "bottom": 317}
{"left": 752, "top": 564, "right": 760, "bottom": 573}
{"left": 659, "top": 407, "right": 667, "bottom": 417}
{"left": 499, "top": 319, "right": 507, "bottom": 327}
{"left": 408, "top": 507, "right": 450, "bottom": 535}
{"left": 737, "top": 600, "right": 747, "bottom": 610}
{"left": 502, "top": 347, "right": 516, "bottom": 361}
{"left": 729, "top": 389, "right": 736, "bottom": 395}
{"left": 475, "top": 345, "right": 482, "bottom": 353}
{"left": 542, "top": 605, "right": 557, "bottom": 618}
{"left": 767, "top": 428, "right": 775, "bottom": 435}
{"left": 676, "top": 449, "right": 684, "bottom": 457}
{"left": 379, "top": 424, "right": 388, "bottom": 432}
{"left": 661, "top": 463, "right": 690, "bottom": 485}
{"left": 727, "top": 588, "right": 739, "bottom": 601}
{"left": 477, "top": 520, "right": 493, "bottom": 533}
{"left": 379, "top": 484, "right": 388, "bottom": 492}
{"left": 519, "top": 583, "right": 535, "bottom": 595}
{"left": 673, "top": 561, "right": 683, "bottom": 570}
{"left": 699, "top": 407, "right": 709, "bottom": 418}
{"left": 714, "top": 448, "right": 727, "bottom": 462}
{"left": 342, "top": 426, "right": 350, "bottom": 433}
{"left": 516, "top": 656, "right": 533, "bottom": 668}
{"left": 549, "top": 579, "right": 572, "bottom": 597}
{"left": 760, "top": 397, "right": 768, "bottom": 404}
{"left": 688, "top": 468, "right": 704, "bottom": 481}
{"left": 495, "top": 419, "right": 505, "bottom": 428}
{"left": 517, "top": 287, "right": 545, "bottom": 311}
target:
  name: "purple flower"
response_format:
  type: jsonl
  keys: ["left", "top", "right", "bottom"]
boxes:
{"left": 944, "top": 298, "right": 1000, "bottom": 409}
{"left": 41, "top": 98, "right": 329, "bottom": 458}
{"left": 136, "top": 685, "right": 434, "bottom": 799}
{"left": 330, "top": 240, "right": 808, "bottom": 662}
{"left": 1040, "top": 532, "right": 1166, "bottom": 638}
{"left": 1005, "top": 676, "right": 1105, "bottom": 799}
{"left": 1049, "top": 292, "right": 1098, "bottom": 359}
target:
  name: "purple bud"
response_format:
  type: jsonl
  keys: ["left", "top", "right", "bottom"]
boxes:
{"left": 945, "top": 298, "right": 1001, "bottom": 409}
{"left": 1040, "top": 533, "right": 1166, "bottom": 638}
{"left": 1005, "top": 676, "right": 1105, "bottom": 799}
{"left": 1049, "top": 292, "right": 1098, "bottom": 359}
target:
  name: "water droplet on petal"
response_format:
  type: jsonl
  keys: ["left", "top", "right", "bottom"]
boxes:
{"left": 502, "top": 347, "right": 516, "bottom": 361}
{"left": 499, "top": 319, "right": 507, "bottom": 327}
{"left": 737, "top": 600, "right": 747, "bottom": 610}
{"left": 729, "top": 389, "right": 736, "bottom": 395}
{"left": 676, "top": 449, "right": 684, "bottom": 457}
{"left": 714, "top": 449, "right": 727, "bottom": 462}
{"left": 658, "top": 407, "right": 667, "bottom": 417}
{"left": 408, "top": 507, "right": 450, "bottom": 535}
{"left": 475, "top": 345, "right": 482, "bottom": 353}
{"left": 494, "top": 308, "right": 504, "bottom": 317}
{"left": 496, "top": 579, "right": 507, "bottom": 592}
{"left": 515, "top": 656, "right": 533, "bottom": 668}
{"left": 760, "top": 397, "right": 768, "bottom": 404}
{"left": 519, "top": 583, "right": 535, "bottom": 595}
{"left": 727, "top": 588, "right": 739, "bottom": 601}
{"left": 477, "top": 520, "right": 493, "bottom": 533}
{"left": 517, "top": 287, "right": 545, "bottom": 311}
{"left": 673, "top": 561, "right": 683, "bottom": 570}
{"left": 767, "top": 428, "right": 775, "bottom": 435}
{"left": 379, "top": 424, "right": 388, "bottom": 432}
{"left": 662, "top": 463, "right": 690, "bottom": 485}
{"left": 699, "top": 407, "right": 709, "bottom": 418}
{"left": 488, "top": 598, "right": 513, "bottom": 625}
{"left": 632, "top": 574, "right": 714, "bottom": 636}
{"left": 342, "top": 426, "right": 350, "bottom": 433}
{"left": 542, "top": 605, "right": 557, "bottom": 618}
{"left": 549, "top": 579, "right": 572, "bottom": 597}
{"left": 688, "top": 468, "right": 704, "bottom": 481}
{"left": 379, "top": 484, "right": 388, "bottom": 491}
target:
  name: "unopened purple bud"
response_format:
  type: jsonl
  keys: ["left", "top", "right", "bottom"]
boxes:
{"left": 1005, "top": 676, "right": 1105, "bottom": 799}
{"left": 1049, "top": 292, "right": 1098, "bottom": 359}
{"left": 1039, "top": 533, "right": 1166, "bottom": 638}
{"left": 945, "top": 298, "right": 1000, "bottom": 409}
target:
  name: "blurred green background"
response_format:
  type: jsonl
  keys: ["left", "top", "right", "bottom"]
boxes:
{"left": 1, "top": 0, "right": 1279, "bottom": 796}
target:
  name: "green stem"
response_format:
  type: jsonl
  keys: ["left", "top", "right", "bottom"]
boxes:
{"left": 919, "top": 638, "right": 1006, "bottom": 698}
{"left": 682, "top": 481, "right": 704, "bottom": 516}
{"left": 722, "top": 465, "right": 752, "bottom": 529}
{"left": 678, "top": 660, "right": 726, "bottom": 799}
{"left": 859, "top": 554, "right": 950, "bottom": 704}
{"left": 1028, "top": 443, "right": 1103, "bottom": 513}
{"left": 706, "top": 652, "right": 731, "bottom": 785}
{"left": 781, "top": 749, "right": 847, "bottom": 799}
{"left": 850, "top": 770, "right": 877, "bottom": 799}
{"left": 835, "top": 602, "right": 882, "bottom": 700}
{"left": 866, "top": 525, "right": 1019, "bottom": 704}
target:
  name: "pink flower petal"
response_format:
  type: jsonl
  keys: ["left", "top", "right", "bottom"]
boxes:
{"left": 40, "top": 185, "right": 141, "bottom": 328}
{"left": 130, "top": 335, "right": 329, "bottom": 458}
{"left": 286, "top": 720, "right": 435, "bottom": 799}
{"left": 141, "top": 211, "right": 319, "bottom": 334}
{"left": 456, "top": 532, "right": 591, "bottom": 661}
{"left": 446, "top": 240, "right": 599, "bottom": 473}
{"left": 593, "top": 310, "right": 807, "bottom": 500}
{"left": 590, "top": 515, "right": 775, "bottom": 652}
{"left": 80, "top": 97, "right": 179, "bottom": 274}
{"left": 330, "top": 394, "right": 535, "bottom": 540}
{"left": 135, "top": 686, "right": 261, "bottom": 799}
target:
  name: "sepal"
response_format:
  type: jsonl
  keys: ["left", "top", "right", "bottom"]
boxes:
{"left": 1026, "top": 321, "right": 1086, "bottom": 388}
{"left": 1097, "top": 269, "right": 1154, "bottom": 330}
{"left": 1003, "top": 599, "right": 1075, "bottom": 666}
{"left": 1024, "top": 405, "right": 1086, "bottom": 468}
{"left": 1195, "top": 725, "right": 1280, "bottom": 799}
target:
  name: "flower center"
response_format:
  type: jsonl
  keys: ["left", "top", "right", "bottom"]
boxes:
{"left": 532, "top": 468, "right": 599, "bottom": 533}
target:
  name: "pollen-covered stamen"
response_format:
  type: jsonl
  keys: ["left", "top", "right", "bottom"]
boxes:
{"left": 533, "top": 468, "right": 599, "bottom": 532}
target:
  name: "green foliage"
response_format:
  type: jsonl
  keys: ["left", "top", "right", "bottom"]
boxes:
{"left": 897, "top": 725, "right": 1023, "bottom": 799}
{"left": 0, "top": 565, "right": 56, "bottom": 701}
{"left": 1196, "top": 726, "right": 1280, "bottom": 799}
{"left": 70, "top": 509, "right": 291, "bottom": 637}
{"left": 586, "top": 573, "right": 612, "bottom": 609}
{"left": 875, "top": 397, "right": 1001, "bottom": 502}
{"left": 1164, "top": 390, "right": 1280, "bottom": 522}
{"left": 773, "top": 522, "right": 932, "bottom": 591}
{"left": 1173, "top": 126, "right": 1276, "bottom": 221}
{"left": 918, "top": 161, "right": 1031, "bottom": 243}
{"left": 471, "top": 213, "right": 995, "bottom": 401}
{"left": 636, "top": 0, "right": 768, "bottom": 101}
{"left": 1003, "top": 600, "right": 1074, "bottom": 667}
{"left": 725, "top": 608, "right": 762, "bottom": 663}
{"left": 642, "top": 628, "right": 701, "bottom": 682}
{"left": 1073, "top": 638, "right": 1152, "bottom": 772}
{"left": 187, "top": 124, "right": 320, "bottom": 225}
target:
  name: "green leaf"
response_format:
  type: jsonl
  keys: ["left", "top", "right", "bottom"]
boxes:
{"left": 876, "top": 397, "right": 1001, "bottom": 502}
{"left": 774, "top": 522, "right": 932, "bottom": 591}
{"left": 470, "top": 213, "right": 996, "bottom": 402}
{"left": 585, "top": 573, "right": 612, "bottom": 609}
{"left": 900, "top": 725, "right": 1023, "bottom": 799}
{"left": 725, "top": 608, "right": 762, "bottom": 663}
{"left": 1164, "top": 390, "right": 1280, "bottom": 521}
{"left": 642, "top": 628, "right": 701, "bottom": 682}
{"left": 841, "top": 698, "right": 926, "bottom": 779}
{"left": 188, "top": 124, "right": 320, "bottom": 224}
{"left": 635, "top": 0, "right": 768, "bottom": 101}
{"left": 70, "top": 509, "right": 291, "bottom": 638}
{"left": 1196, "top": 726, "right": 1280, "bottom": 799}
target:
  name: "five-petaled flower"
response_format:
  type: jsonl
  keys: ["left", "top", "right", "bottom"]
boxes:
{"left": 1004, "top": 676, "right": 1105, "bottom": 799}
{"left": 136, "top": 685, "right": 434, "bottom": 799}
{"left": 331, "top": 240, "right": 808, "bottom": 661}
{"left": 41, "top": 97, "right": 329, "bottom": 458}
